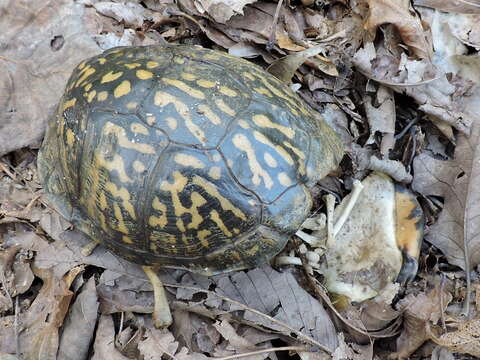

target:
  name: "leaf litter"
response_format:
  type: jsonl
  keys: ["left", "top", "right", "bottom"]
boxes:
{"left": 2, "top": 0, "right": 480, "bottom": 359}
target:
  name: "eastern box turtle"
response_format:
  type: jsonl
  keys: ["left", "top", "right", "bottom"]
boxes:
{"left": 38, "top": 44, "right": 344, "bottom": 326}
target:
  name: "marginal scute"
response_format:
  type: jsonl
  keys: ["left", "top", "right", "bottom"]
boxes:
{"left": 37, "top": 44, "right": 343, "bottom": 275}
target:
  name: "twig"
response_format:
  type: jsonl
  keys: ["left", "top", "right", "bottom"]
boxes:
{"left": 164, "top": 283, "right": 332, "bottom": 354}
{"left": 323, "top": 194, "right": 335, "bottom": 247}
{"left": 267, "top": 0, "right": 284, "bottom": 51}
{"left": 214, "top": 346, "right": 308, "bottom": 360}
{"left": 333, "top": 180, "right": 364, "bottom": 237}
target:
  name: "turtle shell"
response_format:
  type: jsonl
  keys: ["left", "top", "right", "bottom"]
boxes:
{"left": 38, "top": 45, "right": 343, "bottom": 275}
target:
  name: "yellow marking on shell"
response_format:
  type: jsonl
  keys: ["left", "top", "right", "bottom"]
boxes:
{"left": 212, "top": 153, "right": 222, "bottom": 162}
{"left": 283, "top": 141, "right": 306, "bottom": 159}
{"left": 114, "top": 80, "right": 131, "bottom": 98}
{"left": 197, "top": 229, "right": 211, "bottom": 247}
{"left": 245, "top": 244, "right": 259, "bottom": 256}
{"left": 96, "top": 153, "right": 133, "bottom": 183}
{"left": 97, "top": 91, "right": 108, "bottom": 102}
{"left": 105, "top": 182, "right": 136, "bottom": 219}
{"left": 101, "top": 71, "right": 123, "bottom": 84}
{"left": 131, "top": 123, "right": 149, "bottom": 135}
{"left": 124, "top": 63, "right": 141, "bottom": 69}
{"left": 84, "top": 83, "right": 92, "bottom": 91}
{"left": 126, "top": 102, "right": 138, "bottom": 110}
{"left": 133, "top": 160, "right": 146, "bottom": 173}
{"left": 181, "top": 73, "right": 197, "bottom": 81}
{"left": 75, "top": 66, "right": 95, "bottom": 87}
{"left": 208, "top": 166, "right": 221, "bottom": 180}
{"left": 122, "top": 236, "right": 133, "bottom": 244}
{"left": 278, "top": 172, "right": 293, "bottom": 186}
{"left": 233, "top": 133, "right": 273, "bottom": 189}
{"left": 162, "top": 78, "right": 205, "bottom": 99}
{"left": 113, "top": 202, "right": 129, "bottom": 234}
{"left": 264, "top": 152, "right": 277, "bottom": 168}
{"left": 252, "top": 114, "right": 294, "bottom": 139}
{"left": 255, "top": 75, "right": 299, "bottom": 115}
{"left": 98, "top": 58, "right": 107, "bottom": 64}
{"left": 254, "top": 131, "right": 294, "bottom": 165}
{"left": 66, "top": 129, "right": 75, "bottom": 147}
{"left": 197, "top": 104, "right": 221, "bottom": 125}
{"left": 149, "top": 197, "right": 168, "bottom": 228}
{"left": 173, "top": 56, "right": 185, "bottom": 64}
{"left": 146, "top": 115, "right": 156, "bottom": 126}
{"left": 61, "top": 98, "right": 77, "bottom": 112}
{"left": 146, "top": 61, "right": 159, "bottom": 69}
{"left": 99, "top": 192, "right": 108, "bottom": 210}
{"left": 154, "top": 91, "right": 206, "bottom": 143}
{"left": 254, "top": 87, "right": 273, "bottom": 97}
{"left": 192, "top": 176, "right": 247, "bottom": 221}
{"left": 160, "top": 171, "right": 207, "bottom": 230}
{"left": 210, "top": 210, "right": 232, "bottom": 237}
{"left": 196, "top": 79, "right": 216, "bottom": 88}
{"left": 243, "top": 72, "right": 256, "bottom": 81}
{"left": 86, "top": 90, "right": 97, "bottom": 103}
{"left": 103, "top": 122, "right": 155, "bottom": 154}
{"left": 233, "top": 228, "right": 240, "bottom": 234}
{"left": 239, "top": 120, "right": 250, "bottom": 129}
{"left": 215, "top": 98, "right": 235, "bottom": 116}
{"left": 174, "top": 153, "right": 205, "bottom": 169}
{"left": 219, "top": 86, "right": 238, "bottom": 97}
{"left": 166, "top": 117, "right": 177, "bottom": 130}
{"left": 136, "top": 69, "right": 153, "bottom": 80}
{"left": 78, "top": 61, "right": 86, "bottom": 70}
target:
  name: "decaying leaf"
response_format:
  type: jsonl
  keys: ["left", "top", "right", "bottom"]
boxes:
{"left": 92, "top": 315, "right": 130, "bottom": 360}
{"left": 428, "top": 318, "right": 480, "bottom": 357}
{"left": 194, "top": 0, "right": 258, "bottom": 23}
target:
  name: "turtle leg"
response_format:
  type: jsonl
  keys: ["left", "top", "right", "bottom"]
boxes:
{"left": 142, "top": 266, "right": 173, "bottom": 328}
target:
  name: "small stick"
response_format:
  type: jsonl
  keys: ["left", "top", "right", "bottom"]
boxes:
{"left": 215, "top": 345, "right": 308, "bottom": 360}
{"left": 333, "top": 180, "right": 364, "bottom": 237}
{"left": 323, "top": 194, "right": 335, "bottom": 247}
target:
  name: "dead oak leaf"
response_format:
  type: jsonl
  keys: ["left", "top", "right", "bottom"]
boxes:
{"left": 428, "top": 318, "right": 480, "bottom": 358}
{"left": 365, "top": 0, "right": 433, "bottom": 59}
{"left": 194, "top": 0, "right": 258, "bottom": 24}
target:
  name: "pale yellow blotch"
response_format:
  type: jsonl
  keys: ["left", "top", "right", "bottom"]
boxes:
{"left": 126, "top": 102, "right": 138, "bottom": 110}
{"left": 245, "top": 244, "right": 259, "bottom": 256}
{"left": 146, "top": 61, "right": 159, "bottom": 69}
{"left": 254, "top": 131, "right": 294, "bottom": 165}
{"left": 61, "top": 98, "right": 77, "bottom": 112}
{"left": 136, "top": 69, "right": 153, "bottom": 80}
{"left": 243, "top": 72, "right": 256, "bottom": 81}
{"left": 196, "top": 79, "right": 216, "bottom": 88}
{"left": 166, "top": 117, "right": 177, "bottom": 130}
{"left": 133, "top": 160, "right": 146, "bottom": 173}
{"left": 197, "top": 229, "right": 211, "bottom": 247}
{"left": 264, "top": 152, "right": 277, "bottom": 168}
{"left": 160, "top": 172, "right": 207, "bottom": 230}
{"left": 251, "top": 72, "right": 299, "bottom": 114}
{"left": 154, "top": 91, "right": 206, "bottom": 144}
{"left": 254, "top": 87, "right": 273, "bottom": 97}
{"left": 131, "top": 123, "right": 149, "bottom": 135}
{"left": 278, "top": 172, "right": 293, "bottom": 187}
{"left": 233, "top": 228, "right": 240, "bottom": 234}
{"left": 101, "top": 71, "right": 123, "bottom": 84}
{"left": 97, "top": 91, "right": 108, "bottom": 102}
{"left": 122, "top": 236, "right": 134, "bottom": 244}
{"left": 232, "top": 133, "right": 273, "bottom": 189}
{"left": 208, "top": 166, "right": 221, "bottom": 180}
{"left": 181, "top": 73, "right": 197, "bottom": 81}
{"left": 238, "top": 120, "right": 250, "bottom": 129}
{"left": 173, "top": 56, "right": 185, "bottom": 64}
{"left": 146, "top": 115, "right": 156, "bottom": 126}
{"left": 78, "top": 61, "right": 86, "bottom": 70}
{"left": 197, "top": 104, "right": 221, "bottom": 125}
{"left": 210, "top": 210, "right": 232, "bottom": 237}
{"left": 192, "top": 176, "right": 246, "bottom": 220}
{"left": 99, "top": 192, "right": 108, "bottom": 210}
{"left": 149, "top": 197, "right": 168, "bottom": 228}
{"left": 114, "top": 80, "right": 131, "bottom": 98}
{"left": 84, "top": 83, "right": 92, "bottom": 91}
{"left": 86, "top": 90, "right": 97, "bottom": 103}
{"left": 219, "top": 86, "right": 238, "bottom": 97}
{"left": 215, "top": 99, "right": 235, "bottom": 116}
{"left": 66, "top": 129, "right": 75, "bottom": 147}
{"left": 75, "top": 67, "right": 95, "bottom": 87}
{"left": 252, "top": 114, "right": 294, "bottom": 139}
{"left": 105, "top": 182, "right": 136, "bottom": 219}
{"left": 283, "top": 141, "right": 306, "bottom": 159}
{"left": 212, "top": 153, "right": 222, "bottom": 162}
{"left": 124, "top": 63, "right": 141, "bottom": 69}
{"left": 104, "top": 122, "right": 155, "bottom": 154}
{"left": 162, "top": 78, "right": 205, "bottom": 100}
{"left": 96, "top": 153, "right": 133, "bottom": 183}
{"left": 98, "top": 58, "right": 107, "bottom": 64}
{"left": 113, "top": 202, "right": 129, "bottom": 234}
{"left": 174, "top": 153, "right": 205, "bottom": 169}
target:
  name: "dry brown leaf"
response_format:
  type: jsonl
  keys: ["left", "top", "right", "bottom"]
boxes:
{"left": 93, "top": 1, "right": 145, "bottom": 28}
{"left": 415, "top": 0, "right": 480, "bottom": 14}
{"left": 429, "top": 318, "right": 480, "bottom": 357}
{"left": 0, "top": 0, "right": 100, "bottom": 156}
{"left": 57, "top": 276, "right": 99, "bottom": 360}
{"left": 365, "top": 0, "right": 433, "bottom": 59}
{"left": 92, "top": 315, "right": 130, "bottom": 360}
{"left": 194, "top": 0, "right": 258, "bottom": 24}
